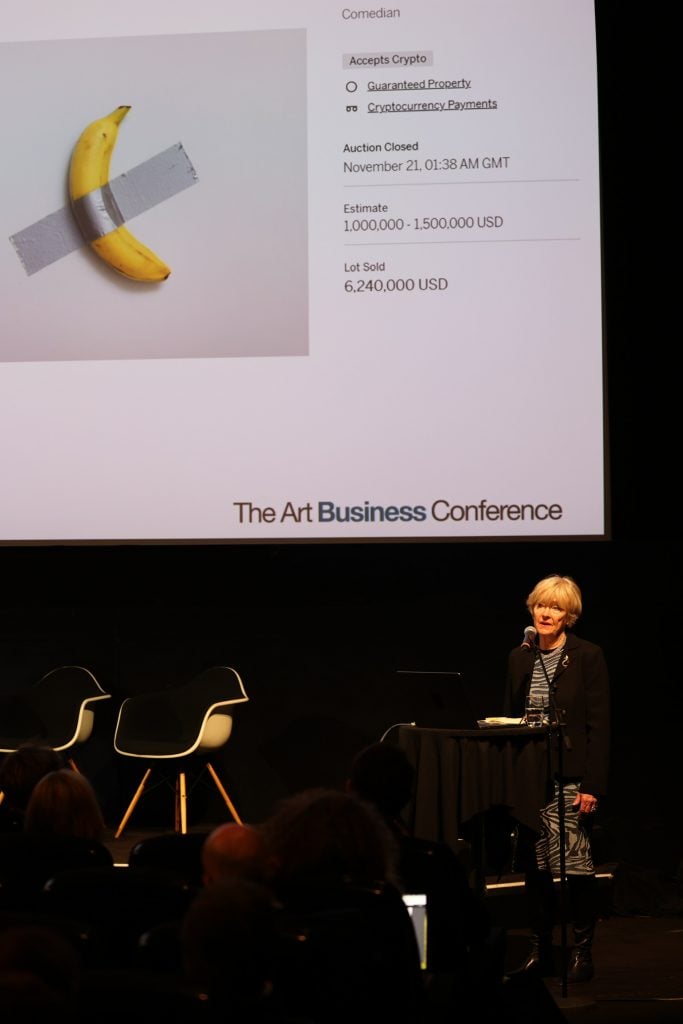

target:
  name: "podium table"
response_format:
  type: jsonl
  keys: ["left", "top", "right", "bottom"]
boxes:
{"left": 397, "top": 725, "right": 551, "bottom": 862}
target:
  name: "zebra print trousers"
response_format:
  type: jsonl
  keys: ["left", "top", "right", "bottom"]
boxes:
{"left": 535, "top": 780, "right": 594, "bottom": 875}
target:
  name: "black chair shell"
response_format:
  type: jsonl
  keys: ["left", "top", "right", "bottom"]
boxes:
{"left": 128, "top": 831, "right": 210, "bottom": 885}
{"left": 39, "top": 864, "right": 198, "bottom": 968}
{"left": 114, "top": 666, "right": 247, "bottom": 760}
{"left": 272, "top": 879, "right": 425, "bottom": 1023}
{"left": 0, "top": 833, "right": 114, "bottom": 912}
{"left": 0, "top": 665, "right": 111, "bottom": 756}
{"left": 76, "top": 968, "right": 213, "bottom": 1021}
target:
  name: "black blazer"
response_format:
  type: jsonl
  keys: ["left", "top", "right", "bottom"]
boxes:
{"left": 503, "top": 633, "right": 610, "bottom": 796}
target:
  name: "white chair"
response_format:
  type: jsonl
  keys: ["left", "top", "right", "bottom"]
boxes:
{"left": 113, "top": 665, "right": 248, "bottom": 837}
{"left": 0, "top": 665, "right": 111, "bottom": 771}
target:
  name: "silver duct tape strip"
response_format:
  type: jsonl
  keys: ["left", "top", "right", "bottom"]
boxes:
{"left": 9, "top": 143, "right": 198, "bottom": 277}
{"left": 71, "top": 182, "right": 125, "bottom": 243}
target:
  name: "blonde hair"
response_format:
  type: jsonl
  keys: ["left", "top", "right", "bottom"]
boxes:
{"left": 23, "top": 768, "right": 105, "bottom": 841}
{"left": 526, "top": 574, "right": 582, "bottom": 628}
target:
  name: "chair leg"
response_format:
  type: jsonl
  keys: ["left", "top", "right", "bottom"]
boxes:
{"left": 206, "top": 762, "right": 242, "bottom": 824}
{"left": 114, "top": 767, "right": 152, "bottom": 839}
{"left": 178, "top": 771, "right": 188, "bottom": 834}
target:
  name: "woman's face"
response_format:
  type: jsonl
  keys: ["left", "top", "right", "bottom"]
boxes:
{"left": 532, "top": 599, "right": 569, "bottom": 648}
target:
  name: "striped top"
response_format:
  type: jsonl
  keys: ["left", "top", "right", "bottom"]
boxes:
{"left": 528, "top": 645, "right": 565, "bottom": 724}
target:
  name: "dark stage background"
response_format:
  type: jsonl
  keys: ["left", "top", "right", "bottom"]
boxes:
{"left": 1, "top": 7, "right": 678, "bottom": 876}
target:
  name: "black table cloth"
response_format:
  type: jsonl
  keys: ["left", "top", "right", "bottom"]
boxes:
{"left": 397, "top": 725, "right": 551, "bottom": 855}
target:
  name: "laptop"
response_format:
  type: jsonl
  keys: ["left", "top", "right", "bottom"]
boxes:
{"left": 394, "top": 670, "right": 480, "bottom": 730}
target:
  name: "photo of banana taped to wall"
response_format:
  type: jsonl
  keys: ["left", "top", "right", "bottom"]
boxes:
{"left": 2, "top": 29, "right": 309, "bottom": 362}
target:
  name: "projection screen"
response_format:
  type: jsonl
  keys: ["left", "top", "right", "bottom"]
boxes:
{"left": 0, "top": 1, "right": 607, "bottom": 543}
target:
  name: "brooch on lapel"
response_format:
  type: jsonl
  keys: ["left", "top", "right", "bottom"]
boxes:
{"left": 561, "top": 654, "right": 569, "bottom": 668}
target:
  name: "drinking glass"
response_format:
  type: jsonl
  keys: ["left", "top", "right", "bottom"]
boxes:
{"left": 525, "top": 696, "right": 545, "bottom": 728}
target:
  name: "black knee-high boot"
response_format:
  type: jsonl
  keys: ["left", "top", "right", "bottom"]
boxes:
{"left": 517, "top": 870, "right": 556, "bottom": 975}
{"left": 567, "top": 874, "right": 597, "bottom": 982}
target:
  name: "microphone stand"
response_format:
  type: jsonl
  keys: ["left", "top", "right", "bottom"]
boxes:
{"left": 535, "top": 649, "right": 569, "bottom": 1000}
{"left": 527, "top": 643, "right": 596, "bottom": 1011}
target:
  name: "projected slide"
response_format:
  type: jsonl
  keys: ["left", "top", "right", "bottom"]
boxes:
{"left": 0, "top": 1, "right": 605, "bottom": 542}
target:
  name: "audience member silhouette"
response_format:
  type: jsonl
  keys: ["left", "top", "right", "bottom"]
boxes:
{"left": 0, "top": 766, "right": 112, "bottom": 913}
{"left": 347, "top": 742, "right": 501, "bottom": 983}
{"left": 346, "top": 740, "right": 415, "bottom": 833}
{"left": 261, "top": 786, "right": 424, "bottom": 1023}
{"left": 23, "top": 768, "right": 105, "bottom": 841}
{"left": 262, "top": 785, "right": 401, "bottom": 889}
{"left": 201, "top": 822, "right": 269, "bottom": 885}
{"left": 0, "top": 924, "right": 81, "bottom": 1021}
{"left": 0, "top": 745, "right": 64, "bottom": 832}
{"left": 132, "top": 823, "right": 270, "bottom": 977}
{"left": 179, "top": 877, "right": 290, "bottom": 1021}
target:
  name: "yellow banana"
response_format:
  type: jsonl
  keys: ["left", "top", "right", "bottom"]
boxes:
{"left": 68, "top": 105, "right": 171, "bottom": 282}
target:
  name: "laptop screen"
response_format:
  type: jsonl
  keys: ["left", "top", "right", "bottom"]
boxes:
{"left": 395, "top": 670, "right": 479, "bottom": 730}
{"left": 402, "top": 892, "right": 428, "bottom": 970}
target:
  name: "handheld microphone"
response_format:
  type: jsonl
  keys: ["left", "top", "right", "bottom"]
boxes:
{"left": 521, "top": 625, "right": 537, "bottom": 649}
